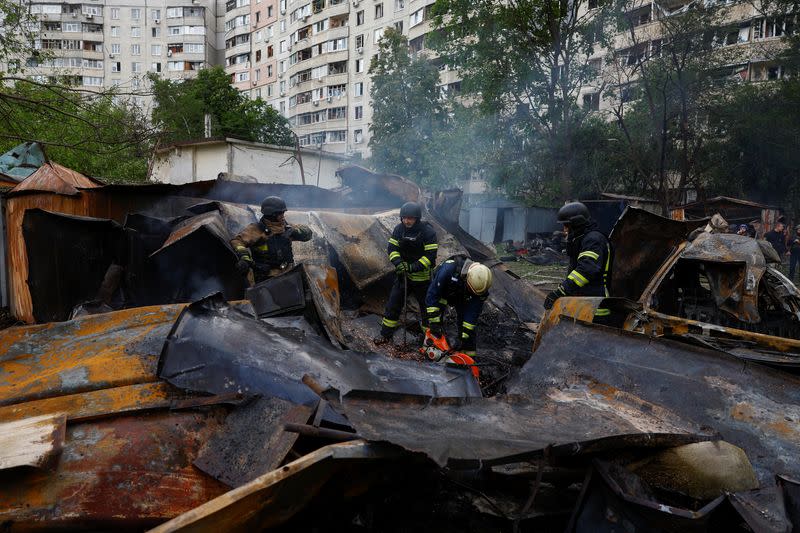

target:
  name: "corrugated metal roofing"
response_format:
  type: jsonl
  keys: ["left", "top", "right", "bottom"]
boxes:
{"left": 9, "top": 162, "right": 103, "bottom": 196}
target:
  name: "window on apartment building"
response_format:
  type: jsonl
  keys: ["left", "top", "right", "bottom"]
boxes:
{"left": 588, "top": 58, "right": 602, "bottom": 76}
{"left": 410, "top": 7, "right": 424, "bottom": 26}
{"left": 280, "top": 40, "right": 287, "bottom": 52}
{"left": 111, "top": 61, "right": 121, "bottom": 72}
{"left": 186, "top": 43, "right": 204, "bottom": 53}
{"left": 169, "top": 26, "right": 182, "bottom": 35}
{"left": 268, "top": 64, "right": 273, "bottom": 76}
{"left": 394, "top": 20, "right": 403, "bottom": 33}
{"left": 131, "top": 26, "right": 141, "bottom": 37}
{"left": 279, "top": 101, "right": 286, "bottom": 114}
{"left": 356, "top": 10, "right": 364, "bottom": 25}
{"left": 280, "top": 19, "right": 286, "bottom": 32}
{"left": 151, "top": 9, "right": 161, "bottom": 20}
{"left": 268, "top": 25, "right": 274, "bottom": 37}
{"left": 131, "top": 62, "right": 142, "bottom": 72}
{"left": 375, "top": 3, "right": 383, "bottom": 18}
{"left": 355, "top": 34, "right": 364, "bottom": 48}
{"left": 255, "top": 68, "right": 261, "bottom": 81}
{"left": 267, "top": 84, "right": 273, "bottom": 96}
{"left": 769, "top": 65, "right": 784, "bottom": 79}
{"left": 110, "top": 7, "right": 119, "bottom": 19}
{"left": 152, "top": 27, "right": 161, "bottom": 37}
{"left": 152, "top": 44, "right": 161, "bottom": 56}
{"left": 280, "top": 60, "right": 286, "bottom": 72}
{"left": 355, "top": 58, "right": 364, "bottom": 73}
{"left": 355, "top": 105, "right": 363, "bottom": 119}
{"left": 280, "top": 0, "right": 286, "bottom": 12}
{"left": 354, "top": 81, "right": 363, "bottom": 96}
{"left": 83, "top": 76, "right": 103, "bottom": 86}
{"left": 268, "top": 45, "right": 274, "bottom": 57}
{"left": 374, "top": 27, "right": 385, "bottom": 42}
{"left": 582, "top": 92, "right": 600, "bottom": 111}
{"left": 256, "top": 11, "right": 260, "bottom": 23}
{"left": 110, "top": 26, "right": 120, "bottom": 36}
{"left": 256, "top": 49, "right": 262, "bottom": 61}
{"left": 111, "top": 43, "right": 121, "bottom": 54}
{"left": 131, "top": 8, "right": 141, "bottom": 19}
{"left": 395, "top": 0, "right": 404, "bottom": 10}
{"left": 152, "top": 62, "right": 162, "bottom": 72}
{"left": 280, "top": 80, "right": 286, "bottom": 92}
{"left": 268, "top": 6, "right": 273, "bottom": 17}
{"left": 354, "top": 129, "right": 363, "bottom": 143}
{"left": 131, "top": 44, "right": 141, "bottom": 55}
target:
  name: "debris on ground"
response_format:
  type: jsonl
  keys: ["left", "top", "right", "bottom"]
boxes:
{"left": 1, "top": 163, "right": 800, "bottom": 531}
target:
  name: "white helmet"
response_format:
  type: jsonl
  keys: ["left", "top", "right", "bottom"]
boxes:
{"left": 466, "top": 262, "right": 492, "bottom": 296}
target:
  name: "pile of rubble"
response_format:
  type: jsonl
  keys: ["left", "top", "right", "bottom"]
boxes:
{"left": 2, "top": 164, "right": 800, "bottom": 531}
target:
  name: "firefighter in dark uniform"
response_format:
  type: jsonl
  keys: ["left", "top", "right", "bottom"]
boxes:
{"left": 544, "top": 202, "right": 613, "bottom": 323}
{"left": 231, "top": 196, "right": 313, "bottom": 283}
{"left": 374, "top": 201, "right": 439, "bottom": 345}
{"left": 425, "top": 256, "right": 493, "bottom": 358}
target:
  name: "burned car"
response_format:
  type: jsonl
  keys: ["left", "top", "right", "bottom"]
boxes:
{"left": 540, "top": 207, "right": 800, "bottom": 366}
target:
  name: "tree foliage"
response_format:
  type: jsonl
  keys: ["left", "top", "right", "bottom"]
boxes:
{"left": 0, "top": 80, "right": 154, "bottom": 182}
{"left": 149, "top": 66, "right": 293, "bottom": 146}
{"left": 367, "top": 29, "right": 446, "bottom": 186}
{"left": 430, "top": 0, "right": 614, "bottom": 201}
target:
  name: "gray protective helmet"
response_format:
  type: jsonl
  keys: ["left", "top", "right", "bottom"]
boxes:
{"left": 399, "top": 201, "right": 422, "bottom": 220}
{"left": 557, "top": 202, "right": 591, "bottom": 229}
{"left": 261, "top": 196, "right": 287, "bottom": 219}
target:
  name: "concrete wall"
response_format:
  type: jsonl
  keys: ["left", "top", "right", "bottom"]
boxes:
{"left": 150, "top": 139, "right": 348, "bottom": 188}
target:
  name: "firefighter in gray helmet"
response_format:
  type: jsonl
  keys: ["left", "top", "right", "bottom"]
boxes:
{"left": 544, "top": 202, "right": 614, "bottom": 323}
{"left": 374, "top": 201, "right": 439, "bottom": 345}
{"left": 231, "top": 196, "right": 313, "bottom": 283}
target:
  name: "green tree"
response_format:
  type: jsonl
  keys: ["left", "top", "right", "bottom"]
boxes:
{"left": 430, "top": 0, "right": 614, "bottom": 201}
{"left": 0, "top": 81, "right": 154, "bottom": 183}
{"left": 150, "top": 66, "right": 293, "bottom": 146}
{"left": 604, "top": 2, "right": 737, "bottom": 213}
{"left": 368, "top": 29, "right": 446, "bottom": 186}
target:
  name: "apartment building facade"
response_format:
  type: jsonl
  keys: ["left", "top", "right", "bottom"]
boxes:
{"left": 19, "top": 0, "right": 222, "bottom": 112}
{"left": 578, "top": 0, "right": 793, "bottom": 113}
{"left": 223, "top": 0, "right": 456, "bottom": 157}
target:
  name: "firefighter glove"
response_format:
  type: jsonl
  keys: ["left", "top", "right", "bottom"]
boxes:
{"left": 395, "top": 261, "right": 409, "bottom": 275}
{"left": 544, "top": 288, "right": 562, "bottom": 310}
{"left": 236, "top": 258, "right": 252, "bottom": 275}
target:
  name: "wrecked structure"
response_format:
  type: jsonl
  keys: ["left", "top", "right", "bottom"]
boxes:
{"left": 1, "top": 155, "right": 800, "bottom": 531}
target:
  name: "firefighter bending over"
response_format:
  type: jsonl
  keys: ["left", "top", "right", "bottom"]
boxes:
{"left": 231, "top": 196, "right": 313, "bottom": 283}
{"left": 374, "top": 201, "right": 439, "bottom": 345}
{"left": 424, "top": 256, "right": 493, "bottom": 360}
{"left": 544, "top": 202, "right": 613, "bottom": 323}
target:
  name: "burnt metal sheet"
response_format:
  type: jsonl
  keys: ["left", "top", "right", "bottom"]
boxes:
{"left": 302, "top": 263, "right": 345, "bottom": 346}
{"left": 609, "top": 207, "right": 707, "bottom": 301}
{"left": 22, "top": 209, "right": 126, "bottom": 323}
{"left": 158, "top": 293, "right": 481, "bottom": 407}
{"left": 570, "top": 462, "right": 732, "bottom": 533}
{"left": 336, "top": 165, "right": 421, "bottom": 208}
{"left": 149, "top": 211, "right": 246, "bottom": 302}
{"left": 0, "top": 411, "right": 229, "bottom": 530}
{"left": 186, "top": 200, "right": 259, "bottom": 238}
{"left": 511, "top": 319, "right": 800, "bottom": 486}
{"left": 310, "top": 211, "right": 394, "bottom": 290}
{"left": 340, "top": 390, "right": 709, "bottom": 468}
{"left": 246, "top": 269, "right": 306, "bottom": 318}
{"left": 194, "top": 396, "right": 313, "bottom": 488}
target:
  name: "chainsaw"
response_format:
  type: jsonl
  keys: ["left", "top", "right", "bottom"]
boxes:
{"left": 419, "top": 329, "right": 480, "bottom": 379}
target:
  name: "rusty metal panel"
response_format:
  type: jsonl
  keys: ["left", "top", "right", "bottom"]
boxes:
{"left": 0, "top": 303, "right": 184, "bottom": 406}
{"left": 0, "top": 411, "right": 229, "bottom": 530}
{"left": 512, "top": 318, "right": 800, "bottom": 487}
{"left": 341, "top": 390, "right": 709, "bottom": 468}
{"left": 0, "top": 382, "right": 174, "bottom": 423}
{"left": 8, "top": 162, "right": 103, "bottom": 197}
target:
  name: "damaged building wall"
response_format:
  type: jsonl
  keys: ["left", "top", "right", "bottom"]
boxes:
{"left": 150, "top": 138, "right": 349, "bottom": 189}
{"left": 4, "top": 183, "right": 218, "bottom": 323}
